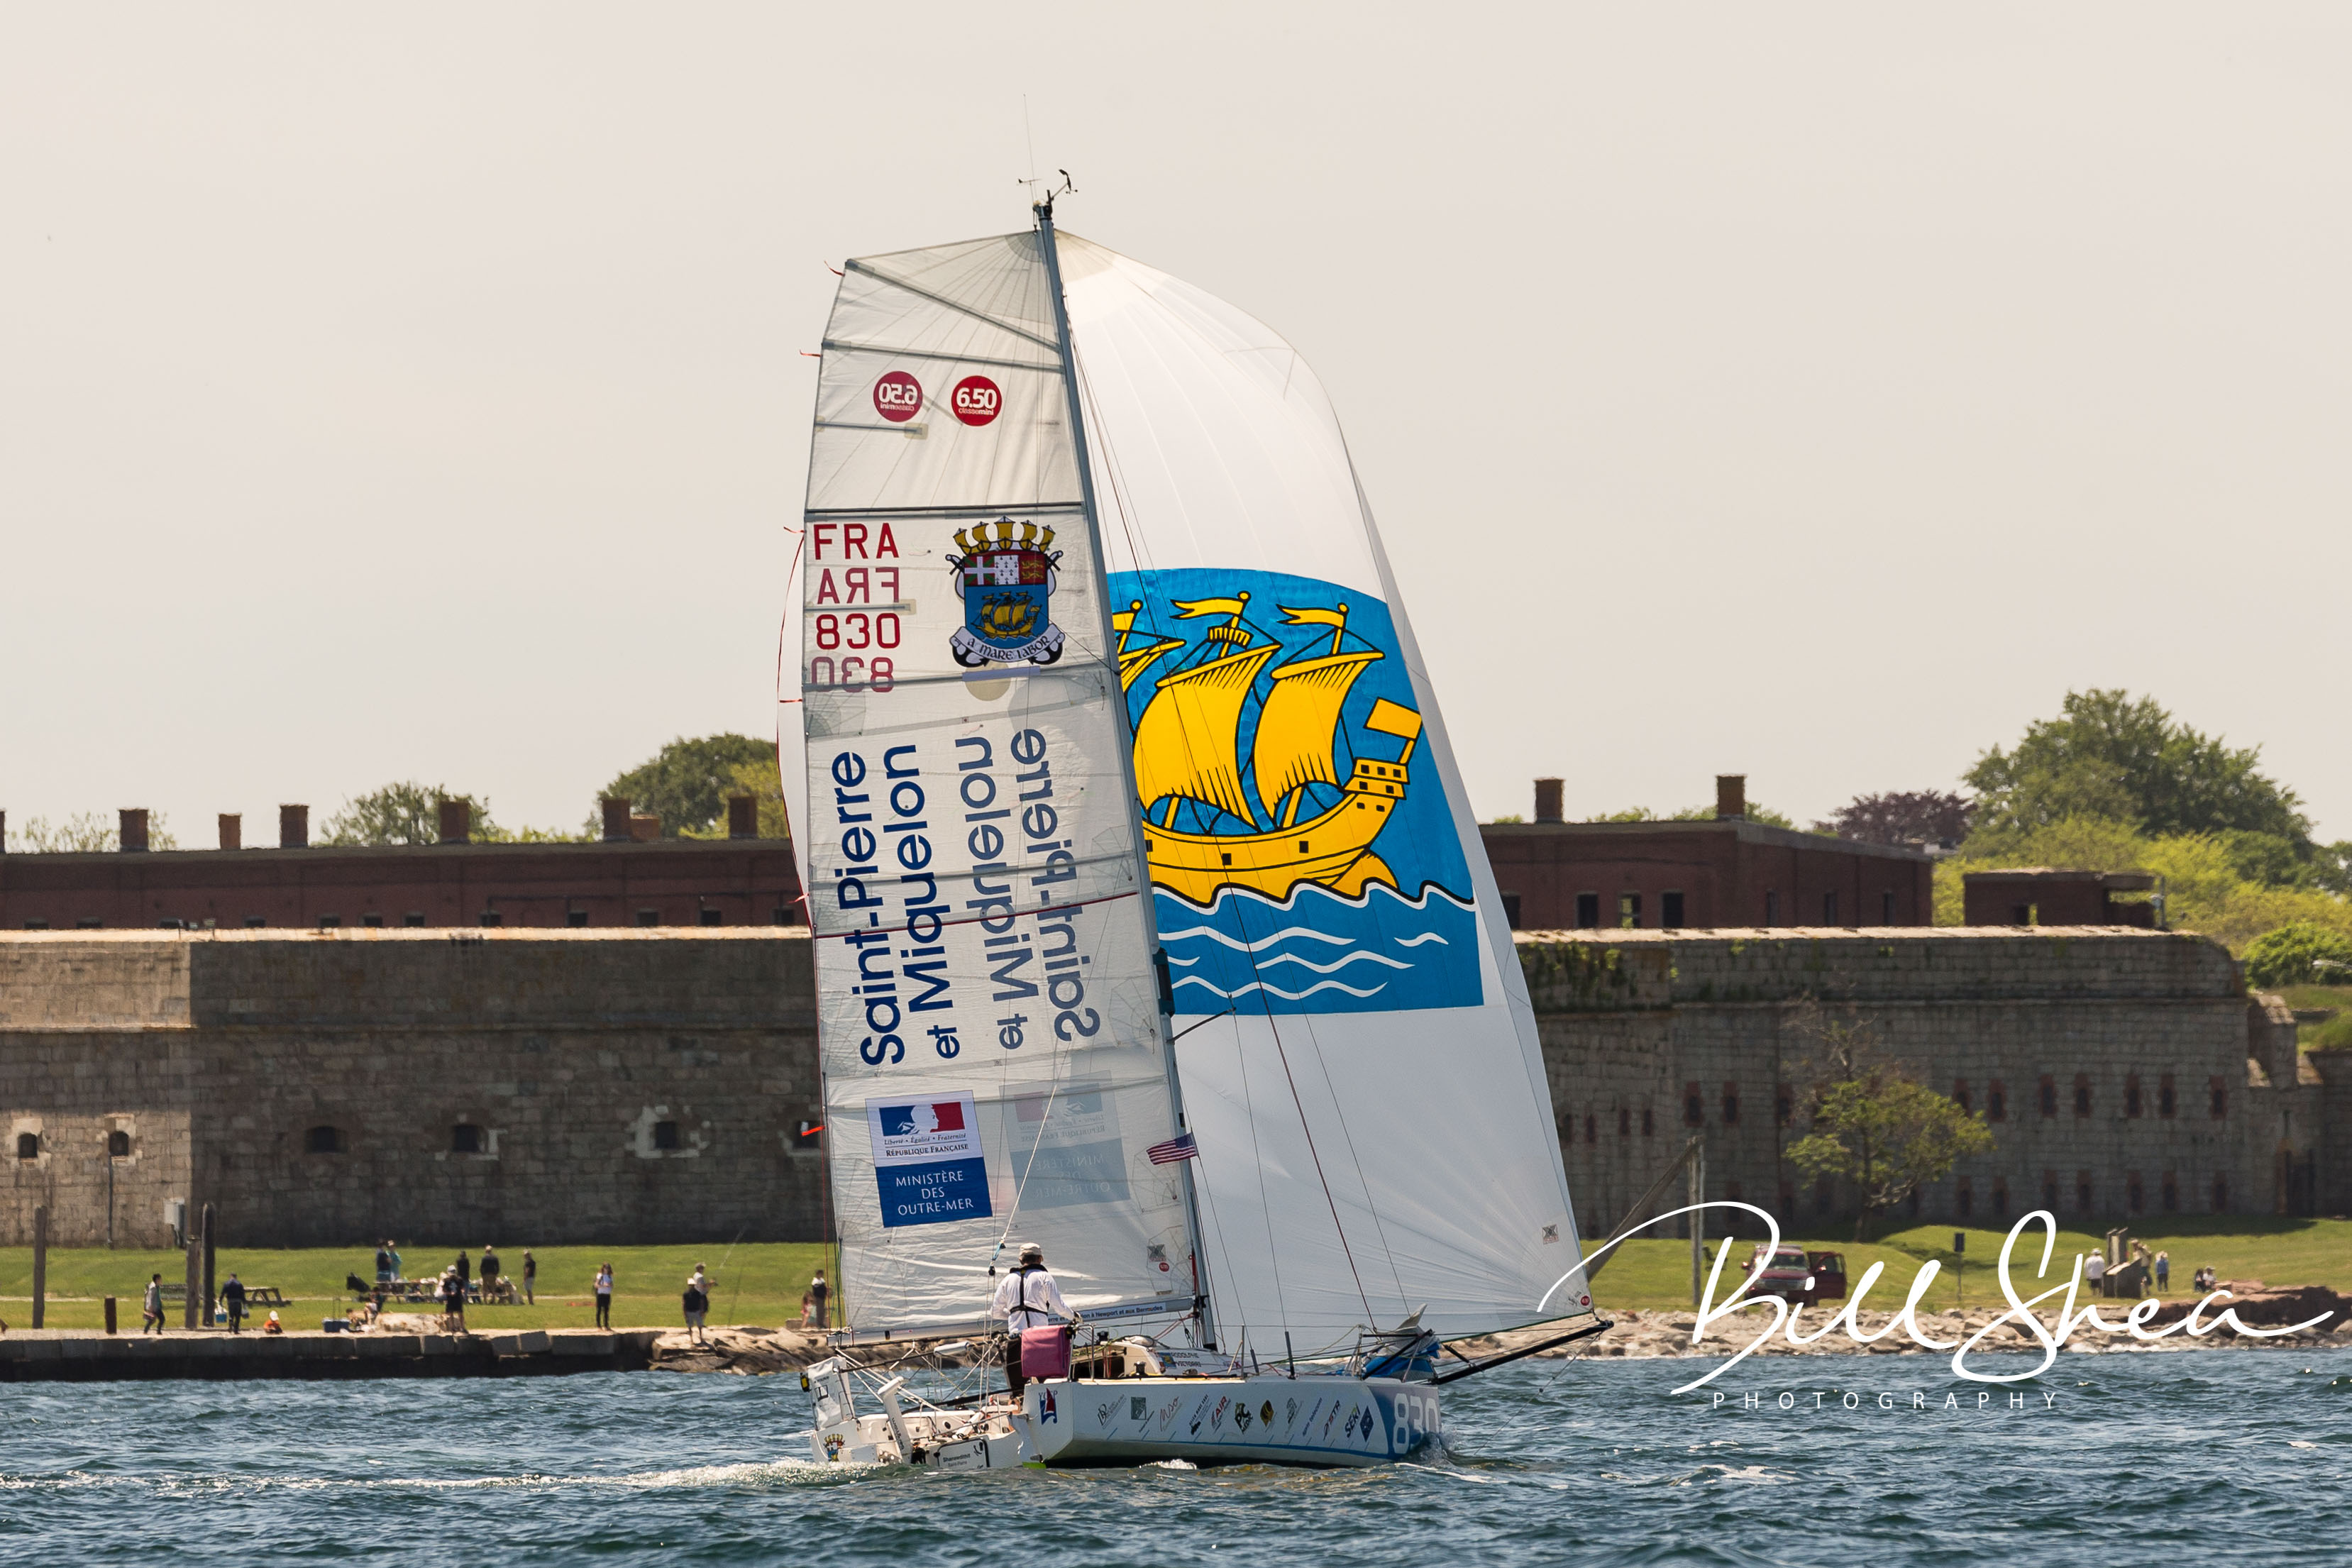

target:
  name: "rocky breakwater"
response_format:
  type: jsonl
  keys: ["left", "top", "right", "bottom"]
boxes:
{"left": 647, "top": 1326, "right": 840, "bottom": 1375}
{"left": 1461, "top": 1291, "right": 2352, "bottom": 1362}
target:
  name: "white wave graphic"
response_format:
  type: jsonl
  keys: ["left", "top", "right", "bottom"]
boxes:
{"left": 1392, "top": 932, "right": 1449, "bottom": 947}
{"left": 1254, "top": 950, "right": 1412, "bottom": 975}
{"left": 1174, "top": 975, "right": 1387, "bottom": 1002}
{"left": 1165, "top": 878, "right": 1479, "bottom": 920}
{"left": 1158, "top": 923, "right": 1356, "bottom": 954}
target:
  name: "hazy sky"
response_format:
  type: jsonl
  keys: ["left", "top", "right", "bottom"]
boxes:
{"left": 6, "top": 5, "right": 2348, "bottom": 841}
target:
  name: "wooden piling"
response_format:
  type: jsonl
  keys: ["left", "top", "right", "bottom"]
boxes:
{"left": 201, "top": 1203, "right": 216, "bottom": 1329}
{"left": 183, "top": 1215, "right": 203, "bottom": 1330}
{"left": 104, "top": 1296, "right": 117, "bottom": 1335}
{"left": 31, "top": 1206, "right": 45, "bottom": 1330}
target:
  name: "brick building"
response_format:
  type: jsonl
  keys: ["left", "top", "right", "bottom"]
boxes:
{"left": 0, "top": 800, "right": 804, "bottom": 933}
{"left": 1481, "top": 775, "right": 1935, "bottom": 931}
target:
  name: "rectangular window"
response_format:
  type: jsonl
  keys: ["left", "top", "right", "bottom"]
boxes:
{"left": 2158, "top": 1073, "right": 2176, "bottom": 1117}
{"left": 1576, "top": 893, "right": 1601, "bottom": 929}
{"left": 1822, "top": 890, "right": 1839, "bottom": 925}
{"left": 1774, "top": 1086, "right": 1794, "bottom": 1127}
{"left": 1953, "top": 1080, "right": 1972, "bottom": 1115}
{"left": 2209, "top": 1076, "right": 2226, "bottom": 1119}
{"left": 1683, "top": 1082, "right": 1705, "bottom": 1126}
{"left": 1640, "top": 1107, "right": 1655, "bottom": 1137}
{"left": 1881, "top": 890, "right": 1896, "bottom": 924}
{"left": 1617, "top": 1107, "right": 1630, "bottom": 1137}
{"left": 451, "top": 1125, "right": 482, "bottom": 1154}
{"left": 2072, "top": 1074, "right": 2092, "bottom": 1117}
{"left": 2038, "top": 1075, "right": 2057, "bottom": 1117}
{"left": 2124, "top": 1074, "right": 2142, "bottom": 1118}
{"left": 1501, "top": 893, "right": 1523, "bottom": 930}
{"left": 1617, "top": 892, "right": 1642, "bottom": 929}
{"left": 1583, "top": 1112, "right": 1596, "bottom": 1144}
{"left": 1987, "top": 1080, "right": 2007, "bottom": 1122}
{"left": 1662, "top": 890, "right": 1686, "bottom": 929}
{"left": 1721, "top": 1083, "right": 1740, "bottom": 1125}
{"left": 2041, "top": 1171, "right": 2059, "bottom": 1212}
{"left": 1991, "top": 1177, "right": 2009, "bottom": 1217}
{"left": 1765, "top": 890, "right": 1779, "bottom": 926}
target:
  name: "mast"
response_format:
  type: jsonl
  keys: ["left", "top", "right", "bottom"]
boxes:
{"left": 1034, "top": 197, "right": 1218, "bottom": 1349}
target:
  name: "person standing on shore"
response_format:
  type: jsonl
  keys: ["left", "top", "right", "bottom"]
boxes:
{"left": 387, "top": 1240, "right": 403, "bottom": 1281}
{"left": 441, "top": 1268, "right": 466, "bottom": 1329}
{"left": 683, "top": 1266, "right": 710, "bottom": 1345}
{"left": 223, "top": 1274, "right": 248, "bottom": 1334}
{"left": 2155, "top": 1251, "right": 2170, "bottom": 1293}
{"left": 455, "top": 1249, "right": 472, "bottom": 1298}
{"left": 521, "top": 1250, "right": 536, "bottom": 1305}
{"left": 810, "top": 1268, "right": 829, "bottom": 1330}
{"left": 480, "top": 1244, "right": 502, "bottom": 1299}
{"left": 2085, "top": 1249, "right": 2108, "bottom": 1298}
{"left": 594, "top": 1264, "right": 614, "bottom": 1329}
{"left": 375, "top": 1242, "right": 393, "bottom": 1285}
{"left": 142, "top": 1274, "right": 165, "bottom": 1334}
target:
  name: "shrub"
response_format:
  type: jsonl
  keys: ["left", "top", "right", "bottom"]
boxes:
{"left": 2243, "top": 922, "right": 2352, "bottom": 989}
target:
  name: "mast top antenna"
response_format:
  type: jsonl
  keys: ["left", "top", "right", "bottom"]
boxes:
{"left": 1029, "top": 169, "right": 1076, "bottom": 222}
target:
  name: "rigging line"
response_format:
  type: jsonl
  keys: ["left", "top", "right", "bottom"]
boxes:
{"left": 983, "top": 1073, "right": 1066, "bottom": 1323}
{"left": 1289, "top": 1006, "right": 1409, "bottom": 1311}
{"left": 1225, "top": 890, "right": 1378, "bottom": 1326}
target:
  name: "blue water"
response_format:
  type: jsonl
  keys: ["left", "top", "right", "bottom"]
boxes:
{"left": 1159, "top": 882, "right": 1484, "bottom": 1014}
{"left": 4, "top": 1349, "right": 2346, "bottom": 1564}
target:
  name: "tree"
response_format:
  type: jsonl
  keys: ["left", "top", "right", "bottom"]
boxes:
{"left": 2243, "top": 921, "right": 2352, "bottom": 990}
{"left": 1814, "top": 790, "right": 1974, "bottom": 846}
{"left": 16, "top": 812, "right": 178, "bottom": 852}
{"left": 1965, "top": 690, "right": 2309, "bottom": 849}
{"left": 320, "top": 783, "right": 497, "bottom": 846}
{"left": 596, "top": 734, "right": 774, "bottom": 839}
{"left": 1591, "top": 802, "right": 1801, "bottom": 830}
{"left": 1787, "top": 1078, "right": 1997, "bottom": 1242}
{"left": 1782, "top": 1003, "right": 1994, "bottom": 1240}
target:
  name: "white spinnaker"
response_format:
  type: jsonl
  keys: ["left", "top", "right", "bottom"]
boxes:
{"left": 1059, "top": 233, "right": 1588, "bottom": 1346}
{"left": 789, "top": 232, "right": 1194, "bottom": 1336}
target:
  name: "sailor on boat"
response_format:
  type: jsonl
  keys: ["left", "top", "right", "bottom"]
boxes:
{"left": 991, "top": 1242, "right": 1076, "bottom": 1402}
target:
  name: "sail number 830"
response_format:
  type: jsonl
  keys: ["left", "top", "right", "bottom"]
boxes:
{"left": 808, "top": 615, "right": 900, "bottom": 694}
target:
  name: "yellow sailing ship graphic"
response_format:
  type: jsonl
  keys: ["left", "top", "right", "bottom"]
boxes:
{"left": 1115, "top": 592, "right": 1423, "bottom": 907}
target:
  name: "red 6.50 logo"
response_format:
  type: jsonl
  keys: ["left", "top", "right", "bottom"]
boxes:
{"left": 950, "top": 375, "right": 1002, "bottom": 427}
{"left": 873, "top": 370, "right": 923, "bottom": 423}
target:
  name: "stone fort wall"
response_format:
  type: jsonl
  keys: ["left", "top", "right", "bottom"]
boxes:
{"left": 0, "top": 925, "right": 2341, "bottom": 1250}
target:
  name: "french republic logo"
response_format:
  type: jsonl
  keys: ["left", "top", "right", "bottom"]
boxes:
{"left": 873, "top": 370, "right": 923, "bottom": 424}
{"left": 878, "top": 1100, "right": 964, "bottom": 1138}
{"left": 949, "top": 517, "right": 1065, "bottom": 667}
{"left": 950, "top": 374, "right": 1001, "bottom": 426}
{"left": 866, "top": 1091, "right": 988, "bottom": 1230}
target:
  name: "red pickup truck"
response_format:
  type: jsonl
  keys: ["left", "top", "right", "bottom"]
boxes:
{"left": 1740, "top": 1243, "right": 1850, "bottom": 1305}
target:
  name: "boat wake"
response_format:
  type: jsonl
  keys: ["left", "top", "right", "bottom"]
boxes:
{"left": 1158, "top": 880, "right": 1481, "bottom": 1016}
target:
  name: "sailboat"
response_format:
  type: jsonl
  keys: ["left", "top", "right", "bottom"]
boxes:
{"left": 781, "top": 189, "right": 1600, "bottom": 1468}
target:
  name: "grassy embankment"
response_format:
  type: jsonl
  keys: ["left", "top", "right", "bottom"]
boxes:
{"left": 1582, "top": 1217, "right": 2352, "bottom": 1313}
{"left": 0, "top": 1243, "right": 837, "bottom": 1332}
{"left": 6, "top": 1221, "right": 2343, "bottom": 1329}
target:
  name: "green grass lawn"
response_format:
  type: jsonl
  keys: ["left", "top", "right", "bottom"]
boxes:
{"left": 0, "top": 1242, "right": 837, "bottom": 1332}
{"left": 1583, "top": 1217, "right": 2352, "bottom": 1313}
{"left": 2278, "top": 983, "right": 2352, "bottom": 1052}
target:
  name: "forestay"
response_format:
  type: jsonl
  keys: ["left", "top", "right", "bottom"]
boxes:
{"left": 1056, "top": 232, "right": 1591, "bottom": 1346}
{"left": 787, "top": 233, "right": 1196, "bottom": 1337}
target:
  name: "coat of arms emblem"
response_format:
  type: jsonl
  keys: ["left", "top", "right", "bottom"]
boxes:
{"left": 949, "top": 517, "right": 1065, "bottom": 667}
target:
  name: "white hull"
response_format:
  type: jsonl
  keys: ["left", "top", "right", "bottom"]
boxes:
{"left": 1017, "top": 1374, "right": 1439, "bottom": 1469}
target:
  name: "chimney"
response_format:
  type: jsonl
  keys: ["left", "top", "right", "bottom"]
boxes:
{"left": 1716, "top": 775, "right": 1747, "bottom": 822}
{"left": 1533, "top": 778, "right": 1564, "bottom": 824}
{"left": 629, "top": 813, "right": 662, "bottom": 843}
{"left": 119, "top": 809, "right": 150, "bottom": 853}
{"left": 727, "top": 794, "right": 758, "bottom": 839}
{"left": 218, "top": 814, "right": 241, "bottom": 851}
{"left": 437, "top": 797, "right": 471, "bottom": 845}
{"left": 600, "top": 796, "right": 632, "bottom": 843}
{"left": 280, "top": 805, "right": 309, "bottom": 849}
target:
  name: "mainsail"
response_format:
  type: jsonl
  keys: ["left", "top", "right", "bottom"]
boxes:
{"left": 786, "top": 229, "right": 1205, "bottom": 1340}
